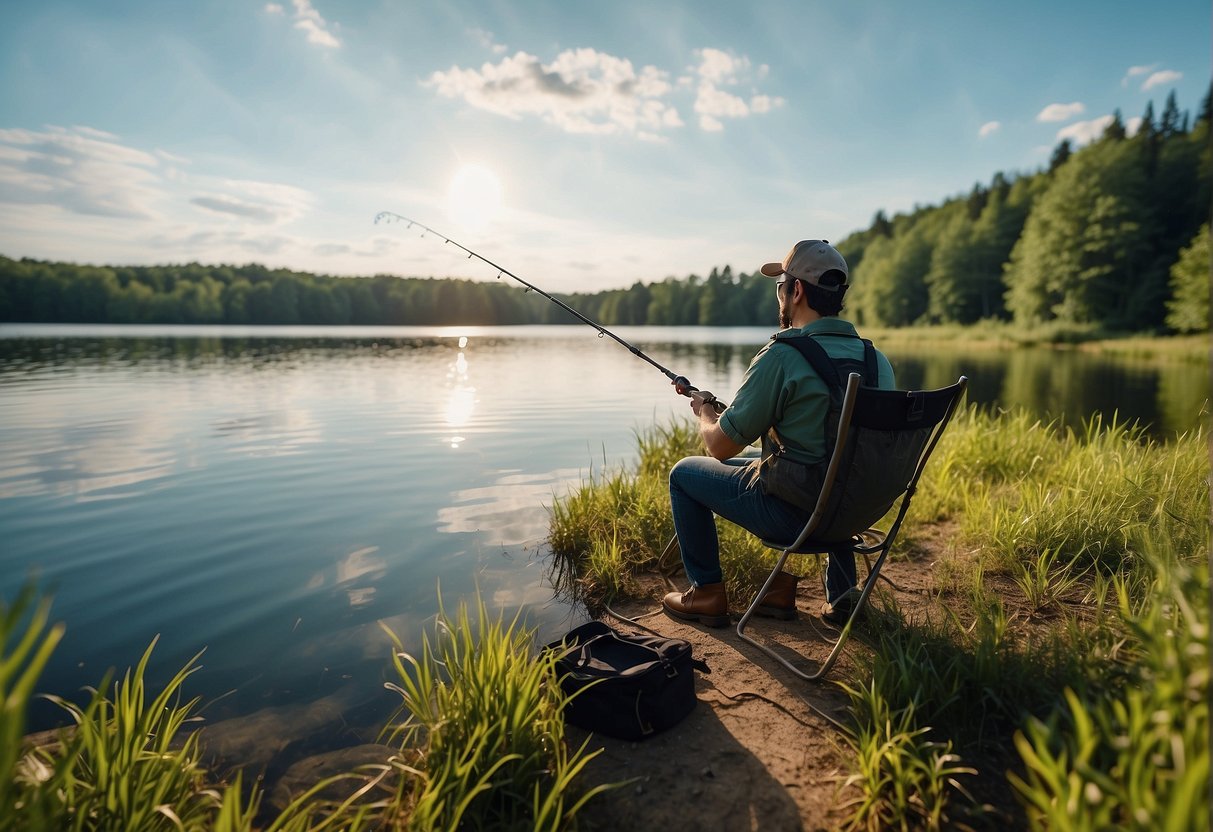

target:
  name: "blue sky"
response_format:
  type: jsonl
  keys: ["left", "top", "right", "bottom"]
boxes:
{"left": 0, "top": 0, "right": 1207, "bottom": 292}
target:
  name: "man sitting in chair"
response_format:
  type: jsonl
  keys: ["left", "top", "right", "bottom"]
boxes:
{"left": 664, "top": 239, "right": 896, "bottom": 627}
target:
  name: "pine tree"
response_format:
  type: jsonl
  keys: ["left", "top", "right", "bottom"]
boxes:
{"left": 1138, "top": 100, "right": 1161, "bottom": 177}
{"left": 990, "top": 171, "right": 1012, "bottom": 202}
{"left": 1104, "top": 109, "right": 1126, "bottom": 141}
{"left": 1049, "top": 139, "right": 1072, "bottom": 172}
{"left": 966, "top": 183, "right": 988, "bottom": 220}
{"left": 1160, "top": 91, "right": 1182, "bottom": 137}
{"left": 1140, "top": 100, "right": 1156, "bottom": 134}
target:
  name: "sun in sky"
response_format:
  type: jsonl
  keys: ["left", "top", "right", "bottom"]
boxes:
{"left": 445, "top": 164, "right": 504, "bottom": 233}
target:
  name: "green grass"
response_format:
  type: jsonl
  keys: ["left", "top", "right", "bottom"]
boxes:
{"left": 859, "top": 324, "right": 1208, "bottom": 361}
{"left": 549, "top": 418, "right": 796, "bottom": 609}
{"left": 840, "top": 680, "right": 979, "bottom": 832}
{"left": 1009, "top": 545, "right": 1208, "bottom": 831}
{"left": 381, "top": 599, "right": 614, "bottom": 831}
{"left": 2, "top": 588, "right": 263, "bottom": 831}
{"left": 930, "top": 409, "right": 1208, "bottom": 575}
{"left": 2, "top": 587, "right": 612, "bottom": 831}
{"left": 546, "top": 404, "right": 1210, "bottom": 829}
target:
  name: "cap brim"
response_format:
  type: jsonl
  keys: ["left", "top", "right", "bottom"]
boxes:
{"left": 759, "top": 262, "right": 785, "bottom": 277}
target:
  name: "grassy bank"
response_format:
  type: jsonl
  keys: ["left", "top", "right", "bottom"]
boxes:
{"left": 547, "top": 406, "right": 1209, "bottom": 829}
{"left": 2, "top": 590, "right": 609, "bottom": 831}
{"left": 858, "top": 324, "right": 1208, "bottom": 363}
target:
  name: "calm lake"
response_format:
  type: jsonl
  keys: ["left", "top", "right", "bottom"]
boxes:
{"left": 1, "top": 324, "right": 1207, "bottom": 740}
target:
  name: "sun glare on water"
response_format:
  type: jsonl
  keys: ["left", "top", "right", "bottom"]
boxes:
{"left": 446, "top": 164, "right": 504, "bottom": 233}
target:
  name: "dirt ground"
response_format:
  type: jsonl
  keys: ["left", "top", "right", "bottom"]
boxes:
{"left": 571, "top": 549, "right": 947, "bottom": 832}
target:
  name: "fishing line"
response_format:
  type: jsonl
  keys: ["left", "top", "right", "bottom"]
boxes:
{"left": 374, "top": 211, "right": 717, "bottom": 404}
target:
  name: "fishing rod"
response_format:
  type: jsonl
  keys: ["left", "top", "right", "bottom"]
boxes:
{"left": 374, "top": 211, "right": 724, "bottom": 410}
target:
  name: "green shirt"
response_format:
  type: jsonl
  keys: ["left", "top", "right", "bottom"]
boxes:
{"left": 717, "top": 318, "right": 896, "bottom": 463}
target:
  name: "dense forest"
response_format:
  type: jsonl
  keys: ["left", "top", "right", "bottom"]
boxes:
{"left": 1, "top": 90, "right": 1208, "bottom": 334}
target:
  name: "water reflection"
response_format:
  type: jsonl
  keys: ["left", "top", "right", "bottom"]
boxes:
{"left": 0, "top": 405, "right": 180, "bottom": 500}
{"left": 443, "top": 334, "right": 475, "bottom": 449}
{"left": 0, "top": 325, "right": 1205, "bottom": 742}
{"left": 886, "top": 346, "right": 1207, "bottom": 436}
{"left": 437, "top": 468, "right": 587, "bottom": 544}
{"left": 307, "top": 545, "right": 390, "bottom": 609}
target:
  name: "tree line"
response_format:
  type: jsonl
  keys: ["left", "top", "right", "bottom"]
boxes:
{"left": 842, "top": 89, "right": 1209, "bottom": 333}
{"left": 0, "top": 251, "right": 781, "bottom": 329}
{"left": 1, "top": 90, "right": 1207, "bottom": 334}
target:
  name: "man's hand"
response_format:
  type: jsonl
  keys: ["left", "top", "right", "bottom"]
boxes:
{"left": 691, "top": 391, "right": 744, "bottom": 460}
{"left": 690, "top": 390, "right": 724, "bottom": 418}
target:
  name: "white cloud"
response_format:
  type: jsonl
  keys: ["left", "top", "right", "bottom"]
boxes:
{"left": 1037, "top": 102, "right": 1085, "bottom": 122}
{"left": 1056, "top": 115, "right": 1114, "bottom": 145}
{"left": 0, "top": 125, "right": 161, "bottom": 219}
{"left": 690, "top": 48, "right": 784, "bottom": 132}
{"left": 1122, "top": 63, "right": 1156, "bottom": 87}
{"left": 749, "top": 94, "right": 776, "bottom": 114}
{"left": 190, "top": 180, "right": 312, "bottom": 225}
{"left": 978, "top": 120, "right": 1001, "bottom": 138}
{"left": 314, "top": 242, "right": 351, "bottom": 256}
{"left": 426, "top": 46, "right": 780, "bottom": 138}
{"left": 427, "top": 48, "right": 683, "bottom": 136}
{"left": 267, "top": 0, "right": 340, "bottom": 48}
{"left": 469, "top": 27, "right": 508, "bottom": 55}
{"left": 1142, "top": 69, "right": 1182, "bottom": 91}
{"left": 0, "top": 125, "right": 314, "bottom": 242}
{"left": 696, "top": 48, "right": 750, "bottom": 84}
{"left": 1126, "top": 116, "right": 1143, "bottom": 136}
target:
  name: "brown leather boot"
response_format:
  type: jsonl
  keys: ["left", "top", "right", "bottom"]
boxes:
{"left": 662, "top": 582, "right": 729, "bottom": 627}
{"left": 755, "top": 570, "right": 799, "bottom": 620}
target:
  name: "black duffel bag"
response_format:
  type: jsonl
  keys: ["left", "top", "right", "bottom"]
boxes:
{"left": 543, "top": 621, "right": 709, "bottom": 741}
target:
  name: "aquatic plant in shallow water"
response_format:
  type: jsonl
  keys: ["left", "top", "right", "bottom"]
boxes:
{"left": 2, "top": 585, "right": 394, "bottom": 831}
{"left": 382, "top": 598, "right": 615, "bottom": 831}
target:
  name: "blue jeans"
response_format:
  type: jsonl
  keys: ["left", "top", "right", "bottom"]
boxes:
{"left": 668, "top": 456, "right": 857, "bottom": 603}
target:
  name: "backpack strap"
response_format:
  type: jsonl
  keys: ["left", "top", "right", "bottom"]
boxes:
{"left": 771, "top": 333, "right": 879, "bottom": 390}
{"left": 862, "top": 339, "right": 879, "bottom": 384}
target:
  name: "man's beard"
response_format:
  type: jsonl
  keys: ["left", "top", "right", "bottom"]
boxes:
{"left": 778, "top": 297, "right": 792, "bottom": 329}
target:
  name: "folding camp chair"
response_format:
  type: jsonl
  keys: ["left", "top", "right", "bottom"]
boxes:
{"left": 736, "top": 372, "right": 968, "bottom": 681}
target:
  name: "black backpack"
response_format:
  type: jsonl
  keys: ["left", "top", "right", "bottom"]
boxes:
{"left": 543, "top": 621, "right": 709, "bottom": 741}
{"left": 757, "top": 333, "right": 880, "bottom": 523}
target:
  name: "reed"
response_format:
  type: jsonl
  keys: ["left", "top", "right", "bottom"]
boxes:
{"left": 382, "top": 598, "right": 614, "bottom": 831}
{"left": 1, "top": 589, "right": 262, "bottom": 831}
{"left": 5, "top": 586, "right": 587, "bottom": 831}
{"left": 2, "top": 585, "right": 65, "bottom": 827}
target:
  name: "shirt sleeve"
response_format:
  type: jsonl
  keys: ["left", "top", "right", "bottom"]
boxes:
{"left": 717, "top": 346, "right": 783, "bottom": 447}
{"left": 876, "top": 350, "right": 896, "bottom": 389}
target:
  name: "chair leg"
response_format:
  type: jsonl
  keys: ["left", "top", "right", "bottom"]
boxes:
{"left": 737, "top": 542, "right": 891, "bottom": 682}
{"left": 737, "top": 549, "right": 793, "bottom": 632}
{"left": 656, "top": 534, "right": 683, "bottom": 588}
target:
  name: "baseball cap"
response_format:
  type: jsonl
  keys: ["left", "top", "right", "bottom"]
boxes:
{"left": 760, "top": 240, "right": 849, "bottom": 292}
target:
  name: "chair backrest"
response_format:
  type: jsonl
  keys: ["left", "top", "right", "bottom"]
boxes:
{"left": 796, "top": 373, "right": 968, "bottom": 546}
